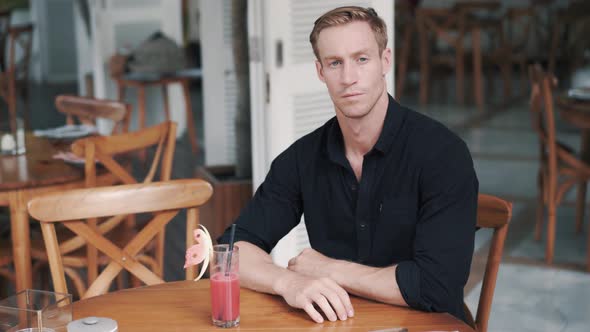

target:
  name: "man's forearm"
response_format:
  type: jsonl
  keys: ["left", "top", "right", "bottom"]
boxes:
{"left": 329, "top": 261, "right": 408, "bottom": 307}
{"left": 234, "top": 241, "right": 294, "bottom": 295}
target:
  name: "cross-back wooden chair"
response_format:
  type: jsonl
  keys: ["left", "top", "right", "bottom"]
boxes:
{"left": 416, "top": 7, "right": 466, "bottom": 106}
{"left": 528, "top": 63, "right": 590, "bottom": 264}
{"left": 486, "top": 7, "right": 535, "bottom": 103}
{"left": 0, "top": 23, "right": 33, "bottom": 126}
{"left": 29, "top": 121, "right": 177, "bottom": 297}
{"left": 464, "top": 193, "right": 512, "bottom": 332}
{"left": 55, "top": 95, "right": 131, "bottom": 134}
{"left": 27, "top": 179, "right": 213, "bottom": 299}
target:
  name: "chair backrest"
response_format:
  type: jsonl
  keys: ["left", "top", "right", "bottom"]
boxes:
{"left": 55, "top": 95, "right": 131, "bottom": 134}
{"left": 416, "top": 7, "right": 463, "bottom": 51}
{"left": 528, "top": 64, "right": 560, "bottom": 175}
{"left": 467, "top": 193, "right": 512, "bottom": 332}
{"left": 27, "top": 179, "right": 213, "bottom": 299}
{"left": 500, "top": 7, "right": 535, "bottom": 53}
{"left": 67, "top": 121, "right": 177, "bottom": 287}
{"left": 6, "top": 24, "right": 33, "bottom": 81}
{"left": 71, "top": 121, "right": 177, "bottom": 187}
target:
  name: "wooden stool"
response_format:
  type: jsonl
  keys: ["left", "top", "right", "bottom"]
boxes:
{"left": 114, "top": 70, "right": 201, "bottom": 154}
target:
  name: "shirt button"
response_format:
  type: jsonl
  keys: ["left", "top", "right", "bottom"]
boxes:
{"left": 359, "top": 223, "right": 367, "bottom": 230}
{"left": 351, "top": 184, "right": 357, "bottom": 191}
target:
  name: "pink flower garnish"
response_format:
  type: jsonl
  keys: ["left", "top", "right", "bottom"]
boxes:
{"left": 184, "top": 225, "right": 213, "bottom": 281}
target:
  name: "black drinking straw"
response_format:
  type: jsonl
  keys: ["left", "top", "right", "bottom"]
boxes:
{"left": 225, "top": 224, "right": 237, "bottom": 276}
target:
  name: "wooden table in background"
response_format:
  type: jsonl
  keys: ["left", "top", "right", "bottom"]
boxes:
{"left": 73, "top": 280, "right": 474, "bottom": 331}
{"left": 0, "top": 134, "right": 116, "bottom": 293}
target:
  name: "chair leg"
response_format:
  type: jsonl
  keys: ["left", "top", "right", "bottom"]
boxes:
{"left": 545, "top": 203, "right": 557, "bottom": 264}
{"left": 576, "top": 182, "right": 587, "bottom": 234}
{"left": 519, "top": 59, "right": 528, "bottom": 97}
{"left": 535, "top": 171, "right": 545, "bottom": 241}
{"left": 500, "top": 63, "right": 512, "bottom": 105}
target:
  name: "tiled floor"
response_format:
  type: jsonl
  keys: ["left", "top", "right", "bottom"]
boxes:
{"left": 3, "top": 74, "right": 590, "bottom": 331}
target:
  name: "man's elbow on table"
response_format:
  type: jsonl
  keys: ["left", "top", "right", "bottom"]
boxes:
{"left": 396, "top": 261, "right": 466, "bottom": 320}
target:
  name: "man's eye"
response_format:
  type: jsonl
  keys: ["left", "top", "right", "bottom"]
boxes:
{"left": 329, "top": 60, "right": 341, "bottom": 67}
{"left": 359, "top": 57, "right": 368, "bottom": 63}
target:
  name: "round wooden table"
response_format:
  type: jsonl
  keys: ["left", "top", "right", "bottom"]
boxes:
{"left": 0, "top": 134, "right": 116, "bottom": 293}
{"left": 72, "top": 280, "right": 474, "bottom": 331}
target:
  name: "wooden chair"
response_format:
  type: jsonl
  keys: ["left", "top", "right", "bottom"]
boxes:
{"left": 27, "top": 179, "right": 213, "bottom": 299}
{"left": 464, "top": 193, "right": 512, "bottom": 332}
{"left": 55, "top": 95, "right": 131, "bottom": 134}
{"left": 416, "top": 7, "right": 466, "bottom": 106}
{"left": 0, "top": 24, "right": 33, "bottom": 126}
{"left": 528, "top": 64, "right": 590, "bottom": 264}
{"left": 29, "top": 121, "right": 178, "bottom": 297}
{"left": 486, "top": 7, "right": 535, "bottom": 104}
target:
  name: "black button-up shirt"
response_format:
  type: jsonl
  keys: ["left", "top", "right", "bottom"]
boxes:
{"left": 219, "top": 94, "right": 478, "bottom": 322}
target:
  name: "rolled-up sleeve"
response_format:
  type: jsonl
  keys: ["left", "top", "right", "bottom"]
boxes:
{"left": 395, "top": 138, "right": 478, "bottom": 320}
{"left": 218, "top": 144, "right": 303, "bottom": 253}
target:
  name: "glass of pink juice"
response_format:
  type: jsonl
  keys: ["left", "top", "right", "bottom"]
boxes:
{"left": 210, "top": 244, "right": 240, "bottom": 328}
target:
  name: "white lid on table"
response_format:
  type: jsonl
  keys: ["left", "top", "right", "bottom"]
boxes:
{"left": 67, "top": 317, "right": 118, "bottom": 332}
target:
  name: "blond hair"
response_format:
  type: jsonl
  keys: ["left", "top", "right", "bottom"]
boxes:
{"left": 309, "top": 6, "right": 388, "bottom": 60}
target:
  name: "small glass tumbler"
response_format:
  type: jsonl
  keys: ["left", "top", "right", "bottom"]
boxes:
{"left": 0, "top": 289, "right": 72, "bottom": 332}
{"left": 209, "top": 244, "right": 240, "bottom": 328}
{"left": 0, "top": 117, "right": 26, "bottom": 155}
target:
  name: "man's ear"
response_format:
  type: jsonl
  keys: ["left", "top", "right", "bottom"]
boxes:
{"left": 315, "top": 60, "right": 326, "bottom": 83}
{"left": 381, "top": 48, "right": 392, "bottom": 75}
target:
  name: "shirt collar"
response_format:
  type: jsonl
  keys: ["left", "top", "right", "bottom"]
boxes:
{"left": 327, "top": 94, "right": 405, "bottom": 165}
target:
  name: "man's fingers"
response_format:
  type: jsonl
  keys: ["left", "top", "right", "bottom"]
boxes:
{"left": 320, "top": 285, "right": 349, "bottom": 321}
{"left": 303, "top": 303, "right": 324, "bottom": 323}
{"left": 324, "top": 279, "right": 354, "bottom": 318}
{"left": 312, "top": 294, "right": 338, "bottom": 322}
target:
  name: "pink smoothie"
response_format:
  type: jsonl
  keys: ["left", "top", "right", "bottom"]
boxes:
{"left": 210, "top": 272, "right": 240, "bottom": 322}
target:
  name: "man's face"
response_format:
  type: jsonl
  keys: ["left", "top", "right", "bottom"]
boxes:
{"left": 315, "top": 21, "right": 391, "bottom": 119}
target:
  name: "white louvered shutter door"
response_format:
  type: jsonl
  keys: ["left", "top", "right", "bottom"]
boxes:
{"left": 254, "top": 0, "right": 394, "bottom": 267}
{"left": 201, "top": 0, "right": 238, "bottom": 165}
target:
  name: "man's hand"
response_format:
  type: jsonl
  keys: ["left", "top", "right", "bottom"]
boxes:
{"left": 287, "top": 248, "right": 339, "bottom": 279}
{"left": 274, "top": 272, "right": 354, "bottom": 323}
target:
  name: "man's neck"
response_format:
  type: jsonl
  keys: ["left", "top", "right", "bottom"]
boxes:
{"left": 337, "top": 91, "right": 389, "bottom": 158}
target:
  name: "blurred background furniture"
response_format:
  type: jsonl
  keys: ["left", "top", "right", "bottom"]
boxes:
{"left": 109, "top": 54, "right": 201, "bottom": 154}
{"left": 0, "top": 133, "right": 118, "bottom": 293}
{"left": 528, "top": 63, "right": 590, "bottom": 265}
{"left": 55, "top": 95, "right": 131, "bottom": 134}
{"left": 0, "top": 23, "right": 33, "bottom": 127}
{"left": 66, "top": 121, "right": 177, "bottom": 291}
{"left": 548, "top": 1, "right": 590, "bottom": 79}
{"left": 27, "top": 179, "right": 213, "bottom": 299}
{"left": 485, "top": 7, "right": 535, "bottom": 104}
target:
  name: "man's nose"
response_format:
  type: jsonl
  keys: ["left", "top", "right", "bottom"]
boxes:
{"left": 341, "top": 62, "right": 359, "bottom": 85}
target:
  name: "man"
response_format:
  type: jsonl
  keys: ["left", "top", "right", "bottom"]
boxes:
{"left": 219, "top": 6, "right": 478, "bottom": 324}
